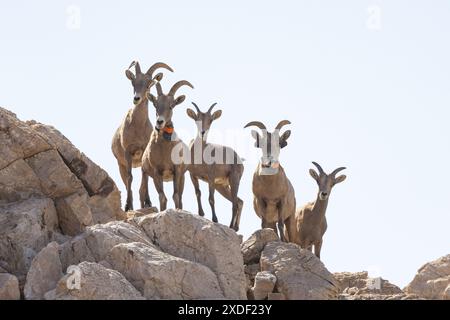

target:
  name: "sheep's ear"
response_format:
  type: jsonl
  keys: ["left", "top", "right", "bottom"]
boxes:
{"left": 125, "top": 70, "right": 135, "bottom": 81}
{"left": 279, "top": 130, "right": 291, "bottom": 149}
{"left": 334, "top": 175, "right": 347, "bottom": 185}
{"left": 251, "top": 130, "right": 261, "bottom": 148}
{"left": 153, "top": 72, "right": 163, "bottom": 82}
{"left": 186, "top": 108, "right": 197, "bottom": 120}
{"left": 211, "top": 110, "right": 222, "bottom": 121}
{"left": 309, "top": 169, "right": 319, "bottom": 181}
{"left": 147, "top": 93, "right": 157, "bottom": 106}
{"left": 174, "top": 95, "right": 186, "bottom": 107}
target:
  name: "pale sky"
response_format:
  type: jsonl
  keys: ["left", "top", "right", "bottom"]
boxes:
{"left": 1, "top": 0, "right": 449, "bottom": 288}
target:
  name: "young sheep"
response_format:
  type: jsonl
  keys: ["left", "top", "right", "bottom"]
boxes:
{"left": 111, "top": 61, "right": 173, "bottom": 211}
{"left": 244, "top": 120, "right": 296, "bottom": 242}
{"left": 291, "top": 162, "right": 346, "bottom": 259}
{"left": 140, "top": 80, "right": 194, "bottom": 211}
{"left": 186, "top": 102, "right": 244, "bottom": 231}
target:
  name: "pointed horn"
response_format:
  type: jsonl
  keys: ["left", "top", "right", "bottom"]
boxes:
{"left": 207, "top": 103, "right": 217, "bottom": 114}
{"left": 169, "top": 80, "right": 194, "bottom": 96}
{"left": 275, "top": 120, "right": 291, "bottom": 130}
{"left": 155, "top": 82, "right": 163, "bottom": 96}
{"left": 191, "top": 102, "right": 201, "bottom": 113}
{"left": 312, "top": 161, "right": 325, "bottom": 175}
{"left": 134, "top": 61, "right": 141, "bottom": 74}
{"left": 146, "top": 62, "right": 174, "bottom": 78}
{"left": 331, "top": 167, "right": 346, "bottom": 177}
{"left": 244, "top": 121, "right": 267, "bottom": 130}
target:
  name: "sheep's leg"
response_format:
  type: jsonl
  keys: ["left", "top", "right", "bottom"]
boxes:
{"left": 139, "top": 168, "right": 152, "bottom": 208}
{"left": 278, "top": 217, "right": 287, "bottom": 242}
{"left": 123, "top": 153, "right": 133, "bottom": 212}
{"left": 153, "top": 172, "right": 167, "bottom": 211}
{"left": 215, "top": 185, "right": 243, "bottom": 231}
{"left": 229, "top": 172, "right": 242, "bottom": 232}
{"left": 172, "top": 168, "right": 181, "bottom": 209}
{"left": 284, "top": 214, "right": 298, "bottom": 244}
{"left": 314, "top": 240, "right": 323, "bottom": 259}
{"left": 178, "top": 170, "right": 185, "bottom": 210}
{"left": 208, "top": 182, "right": 218, "bottom": 223}
{"left": 190, "top": 174, "right": 205, "bottom": 217}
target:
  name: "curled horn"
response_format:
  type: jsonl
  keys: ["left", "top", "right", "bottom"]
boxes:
{"left": 331, "top": 167, "right": 346, "bottom": 177}
{"left": 169, "top": 80, "right": 194, "bottom": 96}
{"left": 312, "top": 161, "right": 325, "bottom": 175}
{"left": 275, "top": 120, "right": 291, "bottom": 130}
{"left": 135, "top": 61, "right": 141, "bottom": 74}
{"left": 146, "top": 62, "right": 174, "bottom": 78}
{"left": 244, "top": 121, "right": 267, "bottom": 130}
{"left": 207, "top": 103, "right": 217, "bottom": 114}
{"left": 191, "top": 102, "right": 201, "bottom": 113}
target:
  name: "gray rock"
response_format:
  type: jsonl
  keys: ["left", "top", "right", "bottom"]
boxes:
{"left": 241, "top": 229, "right": 279, "bottom": 265}
{"left": 24, "top": 242, "right": 63, "bottom": 300}
{"left": 0, "top": 273, "right": 20, "bottom": 300}
{"left": 138, "top": 209, "right": 247, "bottom": 299}
{"left": 261, "top": 241, "right": 339, "bottom": 300}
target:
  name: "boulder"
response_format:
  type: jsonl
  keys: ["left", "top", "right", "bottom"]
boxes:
{"left": 0, "top": 107, "right": 124, "bottom": 237}
{"left": 54, "top": 193, "right": 93, "bottom": 236}
{"left": 251, "top": 271, "right": 277, "bottom": 300}
{"left": 107, "top": 242, "right": 224, "bottom": 299}
{"left": 241, "top": 229, "right": 279, "bottom": 265}
{"left": 333, "top": 271, "right": 403, "bottom": 296}
{"left": 48, "top": 261, "right": 143, "bottom": 300}
{"left": 0, "top": 198, "right": 59, "bottom": 279}
{"left": 404, "top": 254, "right": 450, "bottom": 300}
{"left": 0, "top": 273, "right": 21, "bottom": 300}
{"left": 24, "top": 242, "right": 63, "bottom": 300}
{"left": 28, "top": 121, "right": 125, "bottom": 222}
{"left": 138, "top": 209, "right": 247, "bottom": 299}
{"left": 59, "top": 221, "right": 152, "bottom": 271}
{"left": 260, "top": 241, "right": 339, "bottom": 300}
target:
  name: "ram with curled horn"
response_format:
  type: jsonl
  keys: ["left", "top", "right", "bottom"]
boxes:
{"left": 140, "top": 79, "right": 194, "bottom": 211}
{"left": 186, "top": 102, "right": 244, "bottom": 231}
{"left": 244, "top": 120, "right": 296, "bottom": 242}
{"left": 289, "top": 162, "right": 347, "bottom": 259}
{"left": 112, "top": 61, "right": 173, "bottom": 211}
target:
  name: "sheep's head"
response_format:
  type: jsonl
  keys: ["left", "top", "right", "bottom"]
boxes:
{"left": 244, "top": 120, "right": 291, "bottom": 170}
{"left": 125, "top": 61, "right": 173, "bottom": 105}
{"left": 309, "top": 162, "right": 346, "bottom": 200}
{"left": 148, "top": 80, "right": 194, "bottom": 130}
{"left": 186, "top": 102, "right": 222, "bottom": 141}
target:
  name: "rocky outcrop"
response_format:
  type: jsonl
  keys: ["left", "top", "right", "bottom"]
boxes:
{"left": 0, "top": 273, "right": 20, "bottom": 300}
{"left": 24, "top": 242, "right": 63, "bottom": 300}
{"left": 404, "top": 254, "right": 450, "bottom": 300}
{"left": 241, "top": 229, "right": 279, "bottom": 265}
{"left": 0, "top": 108, "right": 124, "bottom": 234}
{"left": 333, "top": 271, "right": 413, "bottom": 300}
{"left": 0, "top": 198, "right": 61, "bottom": 280}
{"left": 261, "top": 241, "right": 339, "bottom": 300}
{"left": 137, "top": 210, "right": 247, "bottom": 299}
{"left": 46, "top": 262, "right": 144, "bottom": 300}
{"left": 107, "top": 242, "right": 224, "bottom": 299}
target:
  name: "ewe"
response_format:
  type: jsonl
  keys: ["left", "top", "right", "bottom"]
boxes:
{"left": 290, "top": 162, "right": 346, "bottom": 259}
{"left": 186, "top": 102, "right": 244, "bottom": 231}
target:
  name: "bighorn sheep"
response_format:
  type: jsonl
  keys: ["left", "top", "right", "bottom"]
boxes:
{"left": 140, "top": 80, "right": 194, "bottom": 211}
{"left": 186, "top": 102, "right": 244, "bottom": 231}
{"left": 112, "top": 61, "right": 173, "bottom": 211}
{"left": 291, "top": 162, "right": 346, "bottom": 259}
{"left": 244, "top": 120, "right": 296, "bottom": 242}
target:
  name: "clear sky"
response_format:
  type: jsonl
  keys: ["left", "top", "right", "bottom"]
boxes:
{"left": 1, "top": 0, "right": 449, "bottom": 288}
